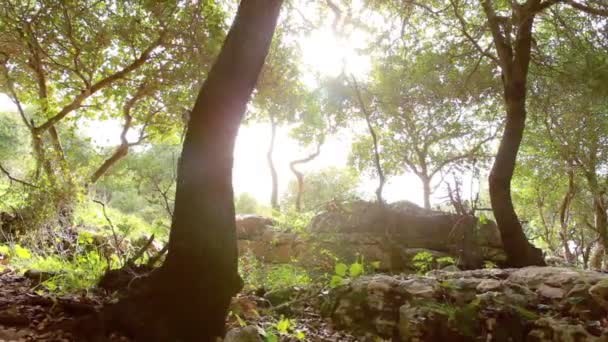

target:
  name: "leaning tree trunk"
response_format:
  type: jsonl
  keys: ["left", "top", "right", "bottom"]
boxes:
{"left": 267, "top": 113, "right": 279, "bottom": 210}
{"left": 99, "top": 1, "right": 283, "bottom": 341}
{"left": 482, "top": 0, "right": 544, "bottom": 267}
{"left": 489, "top": 82, "right": 544, "bottom": 266}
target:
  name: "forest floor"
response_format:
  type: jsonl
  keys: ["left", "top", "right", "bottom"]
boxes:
{"left": 0, "top": 268, "right": 355, "bottom": 341}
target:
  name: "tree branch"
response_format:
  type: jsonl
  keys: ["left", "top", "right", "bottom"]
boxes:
{"left": 0, "top": 164, "right": 37, "bottom": 188}
{"left": 564, "top": 0, "right": 608, "bottom": 16}
{"left": 36, "top": 35, "right": 164, "bottom": 132}
{"left": 449, "top": 0, "right": 499, "bottom": 65}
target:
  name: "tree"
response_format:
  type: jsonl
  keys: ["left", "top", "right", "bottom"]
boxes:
{"left": 250, "top": 27, "right": 303, "bottom": 210}
{"left": 99, "top": 1, "right": 284, "bottom": 340}
{"left": 0, "top": 0, "right": 226, "bottom": 219}
{"left": 444, "top": 0, "right": 608, "bottom": 266}
{"left": 357, "top": 47, "right": 499, "bottom": 209}
{"left": 282, "top": 167, "right": 360, "bottom": 212}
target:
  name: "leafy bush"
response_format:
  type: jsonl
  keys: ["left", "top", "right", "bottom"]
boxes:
{"left": 0, "top": 243, "right": 109, "bottom": 294}
{"left": 413, "top": 252, "right": 455, "bottom": 274}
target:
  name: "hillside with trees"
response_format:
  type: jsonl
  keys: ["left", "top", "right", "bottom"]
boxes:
{"left": 0, "top": 0, "right": 607, "bottom": 341}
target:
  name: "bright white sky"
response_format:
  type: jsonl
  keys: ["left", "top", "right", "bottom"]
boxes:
{"left": 0, "top": 9, "right": 466, "bottom": 209}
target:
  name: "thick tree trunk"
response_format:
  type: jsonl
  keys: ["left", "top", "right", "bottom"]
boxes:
{"left": 267, "top": 113, "right": 279, "bottom": 210}
{"left": 289, "top": 141, "right": 322, "bottom": 211}
{"left": 99, "top": 1, "right": 283, "bottom": 341}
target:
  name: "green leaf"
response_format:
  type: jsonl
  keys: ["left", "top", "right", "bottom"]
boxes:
{"left": 14, "top": 245, "right": 31, "bottom": 259}
{"left": 0, "top": 245, "right": 11, "bottom": 256}
{"left": 349, "top": 262, "right": 364, "bottom": 277}
{"left": 371, "top": 261, "right": 381, "bottom": 269}
{"left": 295, "top": 330, "right": 306, "bottom": 340}
{"left": 264, "top": 332, "right": 278, "bottom": 342}
{"left": 330, "top": 275, "right": 344, "bottom": 288}
{"left": 335, "top": 263, "right": 348, "bottom": 277}
{"left": 276, "top": 318, "right": 292, "bottom": 333}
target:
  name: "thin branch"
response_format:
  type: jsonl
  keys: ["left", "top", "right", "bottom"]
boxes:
{"left": 449, "top": 0, "right": 499, "bottom": 65}
{"left": 564, "top": 0, "right": 608, "bottom": 16}
{"left": 92, "top": 199, "right": 126, "bottom": 265}
{"left": 0, "top": 164, "right": 37, "bottom": 188}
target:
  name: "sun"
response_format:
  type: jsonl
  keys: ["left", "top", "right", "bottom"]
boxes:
{"left": 299, "top": 25, "right": 371, "bottom": 84}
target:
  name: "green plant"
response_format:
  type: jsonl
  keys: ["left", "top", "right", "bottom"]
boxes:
{"left": 272, "top": 210, "right": 314, "bottom": 232}
{"left": 261, "top": 316, "right": 306, "bottom": 341}
{"left": 412, "top": 251, "right": 435, "bottom": 274}
{"left": 483, "top": 260, "right": 497, "bottom": 269}
{"left": 437, "top": 256, "right": 455, "bottom": 268}
{"left": 239, "top": 252, "right": 311, "bottom": 291}
{"left": 1, "top": 243, "right": 109, "bottom": 294}
{"left": 329, "top": 256, "right": 377, "bottom": 288}
{"left": 412, "top": 252, "right": 458, "bottom": 274}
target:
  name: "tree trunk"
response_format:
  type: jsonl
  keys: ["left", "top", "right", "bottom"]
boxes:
{"left": 558, "top": 168, "right": 576, "bottom": 264}
{"left": 483, "top": 1, "right": 545, "bottom": 267}
{"left": 267, "top": 113, "right": 279, "bottom": 210}
{"left": 351, "top": 76, "right": 384, "bottom": 204}
{"left": 99, "top": 1, "right": 283, "bottom": 340}
{"left": 289, "top": 141, "right": 322, "bottom": 211}
{"left": 421, "top": 176, "right": 431, "bottom": 210}
{"left": 489, "top": 88, "right": 544, "bottom": 266}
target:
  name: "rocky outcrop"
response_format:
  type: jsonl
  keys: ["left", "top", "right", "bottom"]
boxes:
{"left": 236, "top": 201, "right": 505, "bottom": 271}
{"left": 236, "top": 215, "right": 303, "bottom": 264}
{"left": 308, "top": 201, "right": 504, "bottom": 270}
{"left": 331, "top": 267, "right": 608, "bottom": 341}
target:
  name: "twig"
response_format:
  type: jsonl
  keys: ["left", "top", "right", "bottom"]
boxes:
{"left": 92, "top": 199, "right": 125, "bottom": 265}
{"left": 0, "top": 164, "right": 37, "bottom": 188}
{"left": 126, "top": 234, "right": 154, "bottom": 266}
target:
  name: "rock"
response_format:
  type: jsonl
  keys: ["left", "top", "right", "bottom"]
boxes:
{"left": 528, "top": 317, "right": 605, "bottom": 342}
{"left": 589, "top": 280, "right": 608, "bottom": 311}
{"left": 330, "top": 267, "right": 608, "bottom": 341}
{"left": 537, "top": 284, "right": 566, "bottom": 299}
{"left": 306, "top": 200, "right": 502, "bottom": 271}
{"left": 223, "top": 326, "right": 262, "bottom": 342}
{"left": 398, "top": 277, "right": 438, "bottom": 298}
{"left": 442, "top": 265, "right": 460, "bottom": 272}
{"left": 236, "top": 215, "right": 274, "bottom": 240}
{"left": 476, "top": 279, "right": 502, "bottom": 292}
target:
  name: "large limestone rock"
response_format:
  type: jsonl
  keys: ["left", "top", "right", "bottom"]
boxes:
{"left": 306, "top": 200, "right": 504, "bottom": 271}
{"left": 235, "top": 201, "right": 505, "bottom": 271}
{"left": 331, "top": 267, "right": 608, "bottom": 341}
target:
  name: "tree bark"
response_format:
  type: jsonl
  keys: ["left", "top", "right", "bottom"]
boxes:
{"left": 99, "top": 1, "right": 283, "bottom": 340}
{"left": 267, "top": 113, "right": 279, "bottom": 210}
{"left": 558, "top": 168, "right": 576, "bottom": 264}
{"left": 421, "top": 175, "right": 431, "bottom": 210}
{"left": 483, "top": 0, "right": 545, "bottom": 267}
{"left": 289, "top": 141, "right": 322, "bottom": 211}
